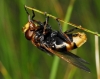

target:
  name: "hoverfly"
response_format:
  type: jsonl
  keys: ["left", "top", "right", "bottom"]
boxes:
{"left": 22, "top": 7, "right": 90, "bottom": 72}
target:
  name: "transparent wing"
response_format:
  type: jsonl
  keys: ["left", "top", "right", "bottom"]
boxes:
{"left": 60, "top": 51, "right": 90, "bottom": 72}
{"left": 42, "top": 45, "right": 90, "bottom": 72}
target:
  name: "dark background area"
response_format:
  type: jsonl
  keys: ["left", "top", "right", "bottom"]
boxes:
{"left": 0, "top": 0, "right": 100, "bottom": 79}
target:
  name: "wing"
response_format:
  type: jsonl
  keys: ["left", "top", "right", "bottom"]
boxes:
{"left": 42, "top": 44, "right": 90, "bottom": 72}
{"left": 61, "top": 51, "right": 90, "bottom": 72}
{"left": 38, "top": 46, "right": 53, "bottom": 56}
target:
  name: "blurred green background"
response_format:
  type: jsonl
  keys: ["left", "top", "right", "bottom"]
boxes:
{"left": 0, "top": 0, "right": 100, "bottom": 79}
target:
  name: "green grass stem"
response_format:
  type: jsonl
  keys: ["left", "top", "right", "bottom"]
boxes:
{"left": 95, "top": 35, "right": 100, "bottom": 79}
{"left": 49, "top": 56, "right": 60, "bottom": 79}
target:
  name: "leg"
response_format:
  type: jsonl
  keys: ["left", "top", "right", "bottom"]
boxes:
{"left": 43, "top": 12, "right": 49, "bottom": 34}
{"left": 56, "top": 18, "right": 78, "bottom": 34}
{"left": 31, "top": 10, "right": 44, "bottom": 27}
{"left": 32, "top": 12, "right": 49, "bottom": 29}
{"left": 44, "top": 12, "right": 49, "bottom": 23}
{"left": 56, "top": 18, "right": 72, "bottom": 44}
{"left": 31, "top": 10, "right": 35, "bottom": 20}
{"left": 56, "top": 18, "right": 63, "bottom": 33}
{"left": 64, "top": 27, "right": 78, "bottom": 34}
{"left": 24, "top": 6, "right": 29, "bottom": 15}
{"left": 24, "top": 6, "right": 31, "bottom": 22}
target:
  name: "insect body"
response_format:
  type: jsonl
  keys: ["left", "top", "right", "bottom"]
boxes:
{"left": 23, "top": 7, "right": 90, "bottom": 72}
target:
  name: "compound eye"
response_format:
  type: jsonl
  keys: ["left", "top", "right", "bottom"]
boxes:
{"left": 25, "top": 29, "right": 33, "bottom": 40}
